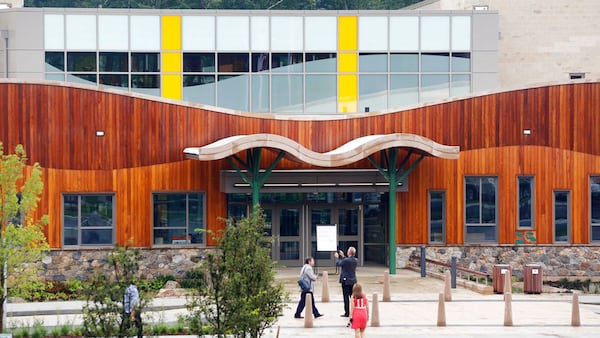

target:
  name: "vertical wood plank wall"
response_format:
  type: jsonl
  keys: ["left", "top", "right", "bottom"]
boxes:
{"left": 2, "top": 81, "right": 600, "bottom": 248}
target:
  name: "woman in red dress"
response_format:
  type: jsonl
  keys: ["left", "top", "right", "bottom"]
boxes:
{"left": 350, "top": 283, "right": 368, "bottom": 337}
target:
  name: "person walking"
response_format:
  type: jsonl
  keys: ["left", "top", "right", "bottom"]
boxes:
{"left": 294, "top": 256, "right": 324, "bottom": 319}
{"left": 124, "top": 281, "right": 143, "bottom": 338}
{"left": 335, "top": 246, "right": 358, "bottom": 317}
{"left": 350, "top": 283, "right": 369, "bottom": 338}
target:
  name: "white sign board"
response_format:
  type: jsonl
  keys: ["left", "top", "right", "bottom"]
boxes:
{"left": 316, "top": 224, "right": 337, "bottom": 251}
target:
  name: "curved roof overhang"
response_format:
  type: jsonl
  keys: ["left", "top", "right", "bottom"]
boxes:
{"left": 184, "top": 133, "right": 459, "bottom": 167}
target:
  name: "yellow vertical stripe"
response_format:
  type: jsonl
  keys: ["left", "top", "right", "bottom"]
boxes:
{"left": 162, "top": 16, "right": 181, "bottom": 50}
{"left": 338, "top": 16, "right": 357, "bottom": 51}
{"left": 338, "top": 16, "right": 358, "bottom": 113}
{"left": 161, "top": 16, "right": 182, "bottom": 100}
{"left": 162, "top": 52, "right": 181, "bottom": 73}
{"left": 162, "top": 74, "right": 182, "bottom": 100}
{"left": 339, "top": 74, "right": 357, "bottom": 113}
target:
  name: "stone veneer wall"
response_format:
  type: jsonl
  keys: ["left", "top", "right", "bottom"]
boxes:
{"left": 397, "top": 245, "right": 600, "bottom": 279}
{"left": 40, "top": 248, "right": 209, "bottom": 281}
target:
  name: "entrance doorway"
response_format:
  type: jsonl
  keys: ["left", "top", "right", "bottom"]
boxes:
{"left": 228, "top": 192, "right": 387, "bottom": 267}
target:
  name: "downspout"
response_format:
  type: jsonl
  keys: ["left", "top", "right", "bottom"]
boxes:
{"left": 0, "top": 30, "right": 7, "bottom": 78}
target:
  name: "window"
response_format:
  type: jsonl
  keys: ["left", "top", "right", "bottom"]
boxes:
{"left": 554, "top": 190, "right": 570, "bottom": 243}
{"left": 591, "top": 177, "right": 600, "bottom": 241}
{"left": 464, "top": 176, "right": 498, "bottom": 243}
{"left": 429, "top": 191, "right": 446, "bottom": 244}
{"left": 152, "top": 192, "right": 205, "bottom": 246}
{"left": 63, "top": 194, "right": 114, "bottom": 247}
{"left": 518, "top": 176, "right": 534, "bottom": 228}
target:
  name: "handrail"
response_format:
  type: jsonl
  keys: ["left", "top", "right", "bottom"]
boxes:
{"left": 411, "top": 255, "right": 490, "bottom": 286}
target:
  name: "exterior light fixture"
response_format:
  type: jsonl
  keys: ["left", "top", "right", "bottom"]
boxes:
{"left": 96, "top": 130, "right": 105, "bottom": 136}
{"left": 523, "top": 129, "right": 531, "bottom": 135}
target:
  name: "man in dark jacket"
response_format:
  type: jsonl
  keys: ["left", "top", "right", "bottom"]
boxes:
{"left": 334, "top": 246, "right": 358, "bottom": 317}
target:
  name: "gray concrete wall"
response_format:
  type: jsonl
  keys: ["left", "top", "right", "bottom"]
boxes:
{"left": 412, "top": 0, "right": 600, "bottom": 88}
{"left": 0, "top": 10, "right": 45, "bottom": 78}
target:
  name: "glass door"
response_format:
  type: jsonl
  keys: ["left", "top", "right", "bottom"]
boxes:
{"left": 309, "top": 205, "right": 362, "bottom": 267}
{"left": 309, "top": 207, "right": 334, "bottom": 266}
{"left": 264, "top": 206, "right": 303, "bottom": 266}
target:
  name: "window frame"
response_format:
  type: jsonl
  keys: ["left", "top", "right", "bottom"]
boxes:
{"left": 590, "top": 176, "right": 600, "bottom": 242}
{"left": 464, "top": 176, "right": 498, "bottom": 244}
{"left": 62, "top": 193, "right": 115, "bottom": 248}
{"left": 517, "top": 176, "right": 535, "bottom": 229}
{"left": 152, "top": 191, "right": 206, "bottom": 247}
{"left": 428, "top": 190, "right": 446, "bottom": 244}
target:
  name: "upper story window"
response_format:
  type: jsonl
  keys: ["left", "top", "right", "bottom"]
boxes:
{"left": 518, "top": 176, "right": 534, "bottom": 228}
{"left": 464, "top": 176, "right": 498, "bottom": 243}
{"left": 63, "top": 194, "right": 114, "bottom": 247}
{"left": 153, "top": 192, "right": 205, "bottom": 246}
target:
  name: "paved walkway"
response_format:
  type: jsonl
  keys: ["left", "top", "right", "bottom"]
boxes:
{"left": 7, "top": 267, "right": 600, "bottom": 337}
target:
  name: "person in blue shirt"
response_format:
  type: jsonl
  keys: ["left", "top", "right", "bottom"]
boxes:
{"left": 124, "top": 281, "right": 143, "bottom": 338}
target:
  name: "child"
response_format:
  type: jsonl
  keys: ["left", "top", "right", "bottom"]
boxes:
{"left": 350, "top": 283, "right": 368, "bottom": 338}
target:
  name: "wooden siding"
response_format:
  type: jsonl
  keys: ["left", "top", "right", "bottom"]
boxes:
{"left": 3, "top": 81, "right": 600, "bottom": 248}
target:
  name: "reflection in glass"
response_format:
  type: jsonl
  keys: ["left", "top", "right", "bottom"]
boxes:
{"left": 218, "top": 53, "right": 249, "bottom": 72}
{"left": 451, "top": 52, "right": 470, "bottom": 72}
{"left": 311, "top": 209, "right": 331, "bottom": 236}
{"left": 305, "top": 53, "right": 336, "bottom": 73}
{"left": 152, "top": 193, "right": 205, "bottom": 245}
{"left": 359, "top": 53, "right": 387, "bottom": 73}
{"left": 183, "top": 53, "right": 215, "bottom": 72}
{"left": 183, "top": 75, "right": 216, "bottom": 105}
{"left": 272, "top": 75, "right": 302, "bottom": 113}
{"left": 464, "top": 177, "right": 497, "bottom": 243}
{"left": 518, "top": 177, "right": 534, "bottom": 228}
{"left": 390, "top": 53, "right": 418, "bottom": 72}
{"left": 481, "top": 178, "right": 496, "bottom": 224}
{"left": 390, "top": 75, "right": 418, "bottom": 108}
{"left": 465, "top": 226, "right": 496, "bottom": 242}
{"left": 252, "top": 53, "right": 270, "bottom": 72}
{"left": 263, "top": 209, "right": 273, "bottom": 236}
{"left": 131, "top": 75, "right": 160, "bottom": 95}
{"left": 67, "top": 73, "right": 97, "bottom": 85}
{"left": 63, "top": 194, "right": 114, "bottom": 246}
{"left": 306, "top": 75, "right": 336, "bottom": 113}
{"left": 422, "top": 53, "right": 450, "bottom": 72}
{"left": 217, "top": 74, "right": 249, "bottom": 111}
{"left": 554, "top": 191, "right": 570, "bottom": 242}
{"left": 99, "top": 52, "right": 128, "bottom": 72}
{"left": 271, "top": 53, "right": 303, "bottom": 73}
{"left": 251, "top": 74, "right": 269, "bottom": 112}
{"left": 451, "top": 74, "right": 470, "bottom": 97}
{"left": 429, "top": 191, "right": 445, "bottom": 243}
{"left": 465, "top": 177, "right": 480, "bottom": 224}
{"left": 45, "top": 52, "right": 64, "bottom": 71}
{"left": 46, "top": 73, "right": 65, "bottom": 81}
{"left": 359, "top": 74, "right": 387, "bottom": 112}
{"left": 338, "top": 209, "right": 358, "bottom": 236}
{"left": 67, "top": 52, "right": 96, "bottom": 72}
{"left": 421, "top": 74, "right": 449, "bottom": 102}
{"left": 280, "top": 208, "right": 300, "bottom": 236}
{"left": 280, "top": 241, "right": 300, "bottom": 260}
{"left": 100, "top": 74, "right": 128, "bottom": 88}
{"left": 131, "top": 53, "right": 160, "bottom": 72}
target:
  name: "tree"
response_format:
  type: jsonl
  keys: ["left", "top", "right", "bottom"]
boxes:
{"left": 82, "top": 245, "right": 149, "bottom": 338}
{"left": 0, "top": 142, "right": 49, "bottom": 331}
{"left": 187, "top": 209, "right": 287, "bottom": 338}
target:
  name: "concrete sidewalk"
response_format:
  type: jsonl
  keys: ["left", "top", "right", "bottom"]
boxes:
{"left": 6, "top": 268, "right": 600, "bottom": 337}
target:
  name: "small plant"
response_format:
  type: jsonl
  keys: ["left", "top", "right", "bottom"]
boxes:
{"left": 59, "top": 323, "right": 72, "bottom": 336}
{"left": 50, "top": 327, "right": 62, "bottom": 337}
{"left": 16, "top": 327, "right": 30, "bottom": 338}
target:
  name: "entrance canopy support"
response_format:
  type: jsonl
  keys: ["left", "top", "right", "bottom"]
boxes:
{"left": 226, "top": 148, "right": 286, "bottom": 213}
{"left": 368, "top": 148, "right": 426, "bottom": 275}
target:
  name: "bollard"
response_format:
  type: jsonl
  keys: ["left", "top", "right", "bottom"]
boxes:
{"left": 275, "top": 325, "right": 280, "bottom": 338}
{"left": 504, "top": 292, "right": 513, "bottom": 326}
{"left": 503, "top": 269, "right": 512, "bottom": 295}
{"left": 321, "top": 271, "right": 330, "bottom": 303}
{"left": 451, "top": 256, "right": 457, "bottom": 289}
{"left": 437, "top": 292, "right": 446, "bottom": 326}
{"left": 304, "top": 293, "right": 313, "bottom": 328}
{"left": 420, "top": 245, "right": 426, "bottom": 277}
{"left": 571, "top": 293, "right": 581, "bottom": 327}
{"left": 444, "top": 270, "right": 452, "bottom": 302}
{"left": 383, "top": 270, "right": 391, "bottom": 302}
{"left": 371, "top": 292, "right": 380, "bottom": 327}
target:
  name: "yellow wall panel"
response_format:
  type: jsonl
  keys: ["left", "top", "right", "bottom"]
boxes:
{"left": 162, "top": 16, "right": 181, "bottom": 50}
{"left": 338, "top": 16, "right": 357, "bottom": 51}
{"left": 338, "top": 74, "right": 357, "bottom": 113}
{"left": 339, "top": 52, "right": 357, "bottom": 73}
{"left": 162, "top": 74, "right": 182, "bottom": 100}
{"left": 162, "top": 52, "right": 181, "bottom": 73}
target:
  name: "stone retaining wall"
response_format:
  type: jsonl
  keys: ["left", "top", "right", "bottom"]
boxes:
{"left": 398, "top": 245, "right": 600, "bottom": 279}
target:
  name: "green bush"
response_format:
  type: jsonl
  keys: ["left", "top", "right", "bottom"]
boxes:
{"left": 180, "top": 268, "right": 205, "bottom": 289}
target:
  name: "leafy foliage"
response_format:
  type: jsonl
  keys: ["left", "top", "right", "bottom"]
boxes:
{"left": 82, "top": 245, "right": 148, "bottom": 338}
{"left": 187, "top": 209, "right": 287, "bottom": 338}
{"left": 0, "top": 142, "right": 49, "bottom": 330}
